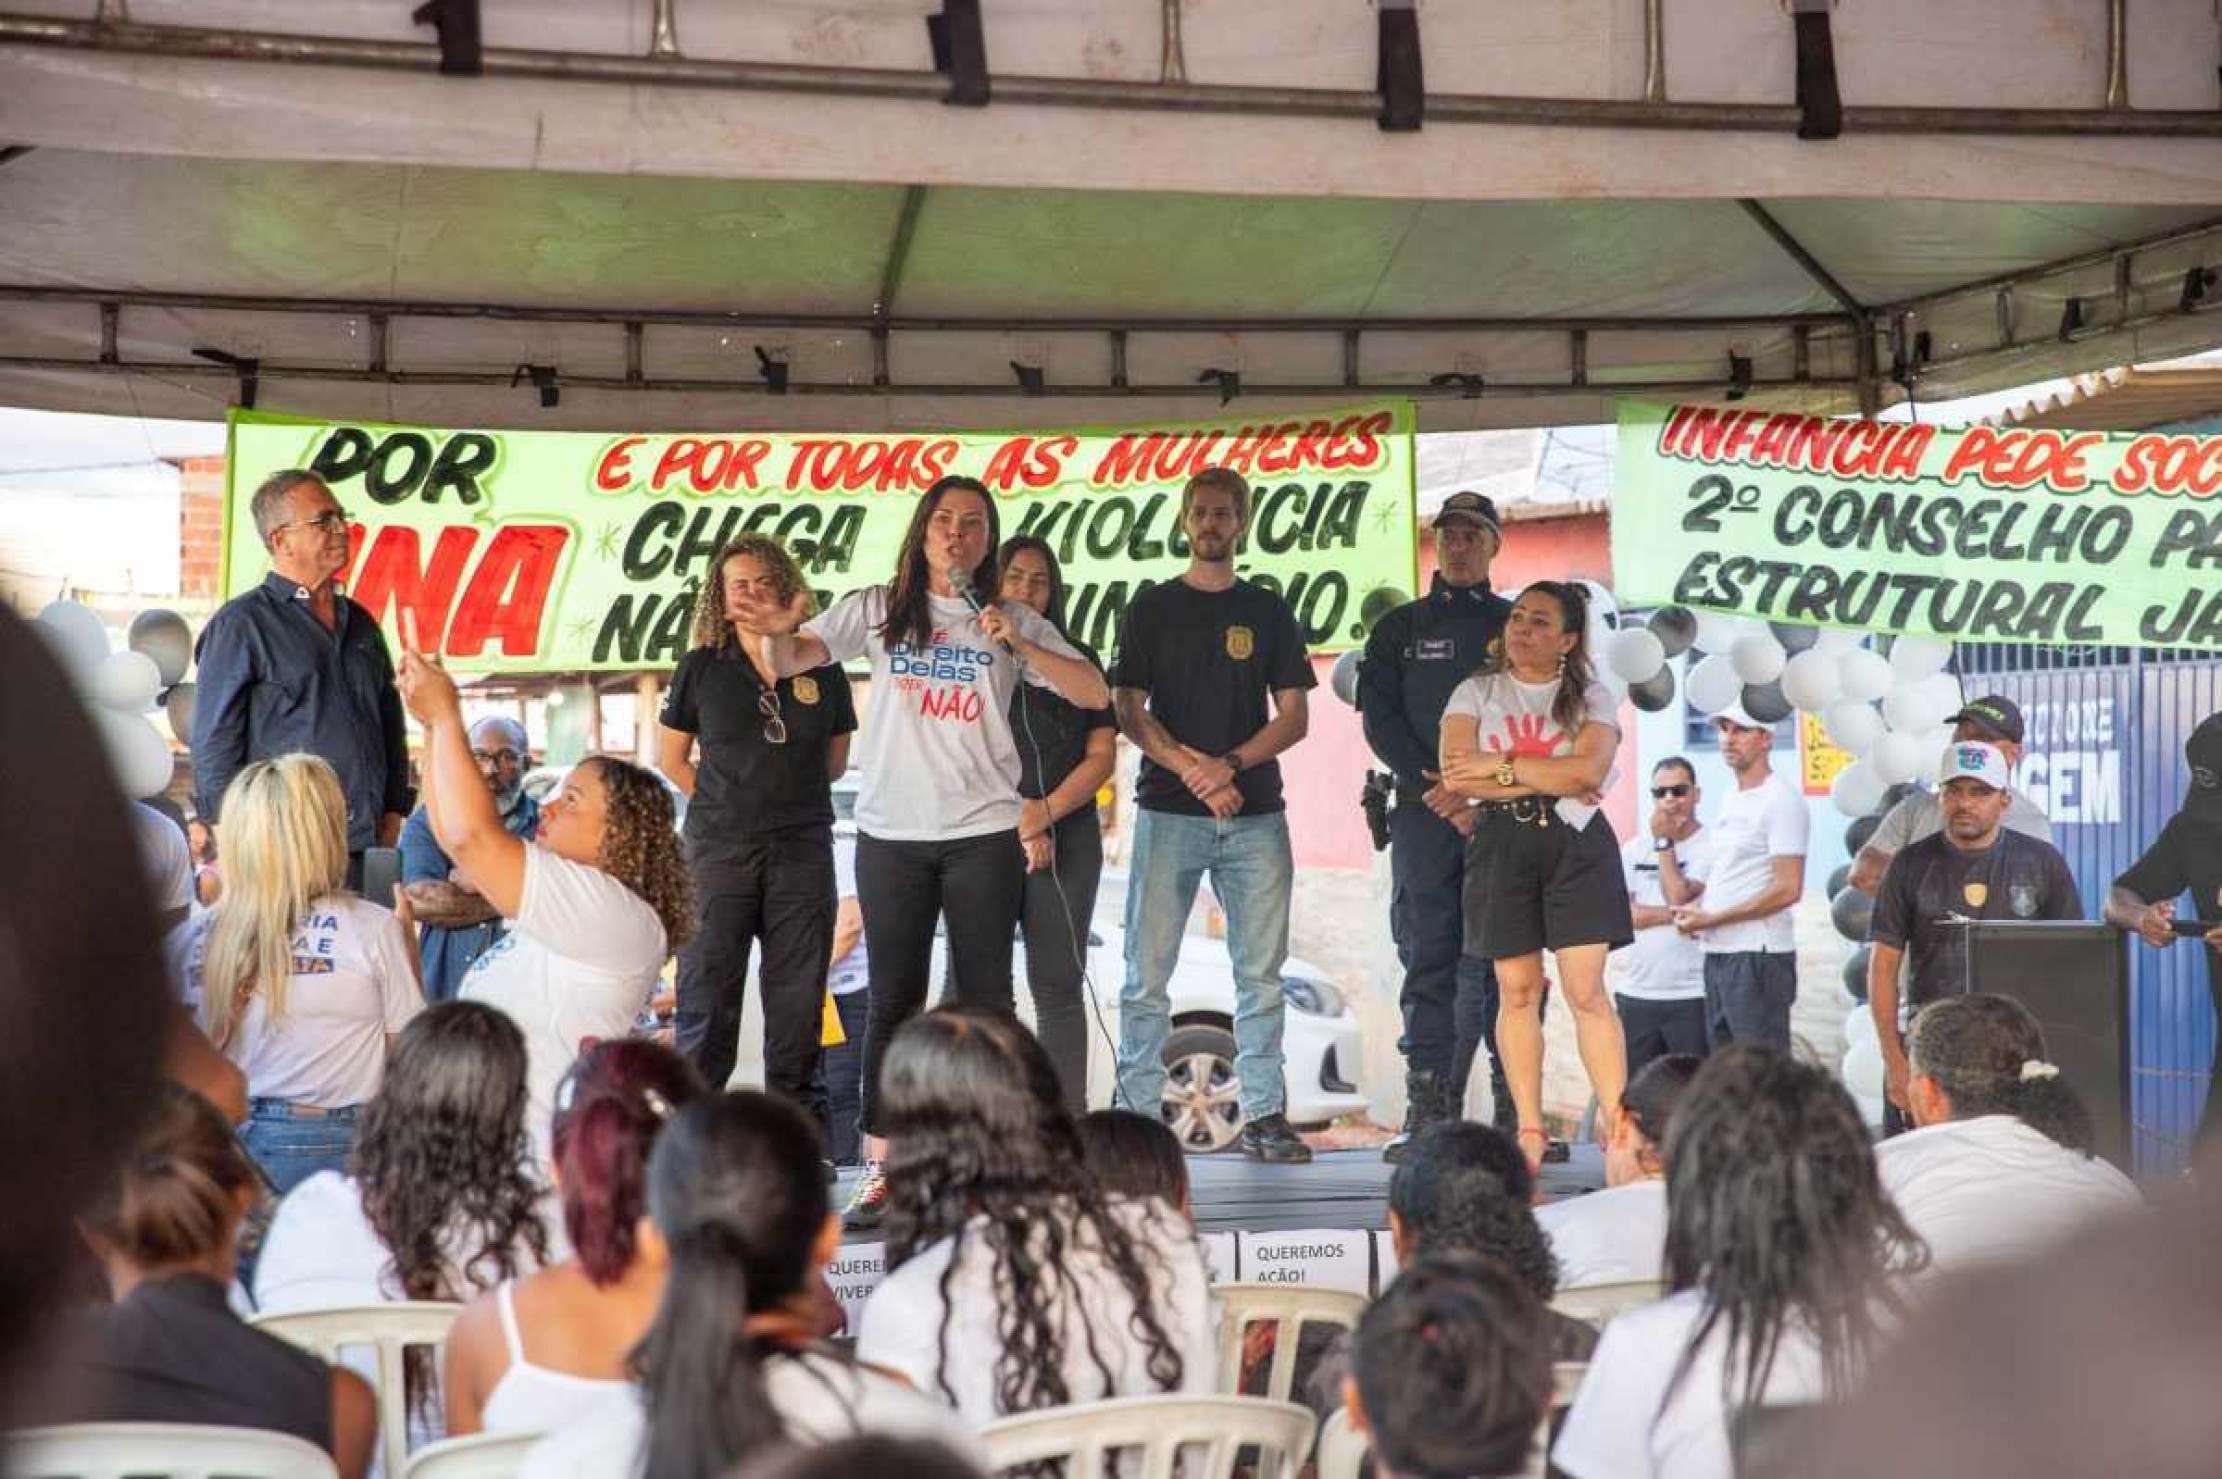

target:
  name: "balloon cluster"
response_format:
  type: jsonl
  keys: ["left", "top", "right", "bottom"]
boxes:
{"left": 34, "top": 600, "right": 196, "bottom": 800}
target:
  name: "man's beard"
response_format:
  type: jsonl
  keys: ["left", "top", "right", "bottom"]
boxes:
{"left": 493, "top": 783, "right": 524, "bottom": 813}
{"left": 1191, "top": 536, "right": 1234, "bottom": 562}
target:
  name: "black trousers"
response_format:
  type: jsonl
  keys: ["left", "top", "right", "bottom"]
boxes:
{"left": 675, "top": 830, "right": 836, "bottom": 1121}
{"left": 855, "top": 828, "right": 1027, "bottom": 1137}
{"left": 1389, "top": 797, "right": 1509, "bottom": 1090}
{"left": 1616, "top": 994, "right": 1710, "bottom": 1079}
{"left": 1020, "top": 809, "right": 1104, "bottom": 1117}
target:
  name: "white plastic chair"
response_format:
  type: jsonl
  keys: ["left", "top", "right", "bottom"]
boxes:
{"left": 402, "top": 1429, "right": 543, "bottom": 1479}
{"left": 6, "top": 1421, "right": 338, "bottom": 1479}
{"left": 251, "top": 1301, "right": 464, "bottom": 1479}
{"left": 980, "top": 1394, "right": 1316, "bottom": 1479}
{"left": 1314, "top": 1407, "right": 1367, "bottom": 1479}
{"left": 1213, "top": 1283, "right": 1367, "bottom": 1402}
{"left": 1548, "top": 1278, "right": 1664, "bottom": 1327}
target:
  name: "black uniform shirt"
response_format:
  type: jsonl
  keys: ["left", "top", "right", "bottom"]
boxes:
{"left": 662, "top": 639, "right": 856, "bottom": 860}
{"left": 1871, "top": 828, "right": 2083, "bottom": 1011}
{"left": 1356, "top": 575, "right": 1512, "bottom": 791}
{"left": 1011, "top": 640, "right": 1115, "bottom": 802}
{"left": 1110, "top": 579, "right": 1315, "bottom": 816}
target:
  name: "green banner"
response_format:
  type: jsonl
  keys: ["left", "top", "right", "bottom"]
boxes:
{"left": 1612, "top": 401, "right": 2222, "bottom": 650}
{"left": 224, "top": 402, "right": 1418, "bottom": 672}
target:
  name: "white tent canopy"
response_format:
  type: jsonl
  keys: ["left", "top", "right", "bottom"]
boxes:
{"left": 3, "top": 0, "right": 2221, "bottom": 431}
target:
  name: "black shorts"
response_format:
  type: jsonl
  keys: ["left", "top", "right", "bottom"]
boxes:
{"left": 1460, "top": 806, "right": 1633, "bottom": 961}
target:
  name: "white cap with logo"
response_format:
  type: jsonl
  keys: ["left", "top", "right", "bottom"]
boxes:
{"left": 1939, "top": 740, "right": 2011, "bottom": 790}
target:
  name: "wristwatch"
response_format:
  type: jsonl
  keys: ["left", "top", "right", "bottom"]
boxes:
{"left": 1654, "top": 837, "right": 1675, "bottom": 853}
{"left": 1222, "top": 751, "right": 1246, "bottom": 775}
{"left": 1495, "top": 758, "right": 1517, "bottom": 788}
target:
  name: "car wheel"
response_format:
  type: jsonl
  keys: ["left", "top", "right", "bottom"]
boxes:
{"left": 1161, "top": 1023, "right": 1243, "bottom": 1154}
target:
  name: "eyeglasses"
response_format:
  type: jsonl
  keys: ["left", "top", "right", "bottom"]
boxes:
{"left": 1650, "top": 784, "right": 1692, "bottom": 799}
{"left": 275, "top": 508, "right": 350, "bottom": 536}
{"left": 758, "top": 688, "right": 788, "bottom": 746}
{"left": 471, "top": 748, "right": 524, "bottom": 767}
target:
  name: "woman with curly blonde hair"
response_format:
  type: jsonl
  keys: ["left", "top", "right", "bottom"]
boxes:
{"left": 659, "top": 534, "right": 855, "bottom": 1117}
{"left": 397, "top": 646, "right": 694, "bottom": 1172}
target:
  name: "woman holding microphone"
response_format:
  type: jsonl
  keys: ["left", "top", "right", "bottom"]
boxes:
{"left": 744, "top": 475, "right": 1108, "bottom": 1223}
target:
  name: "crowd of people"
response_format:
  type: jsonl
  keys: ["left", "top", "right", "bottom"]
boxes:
{"left": 16, "top": 455, "right": 2222, "bottom": 1477}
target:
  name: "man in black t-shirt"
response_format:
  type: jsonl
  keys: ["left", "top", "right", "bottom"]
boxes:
{"left": 2106, "top": 710, "right": 2222, "bottom": 1140}
{"left": 1110, "top": 467, "right": 1318, "bottom": 1164}
{"left": 1870, "top": 740, "right": 2082, "bottom": 1118}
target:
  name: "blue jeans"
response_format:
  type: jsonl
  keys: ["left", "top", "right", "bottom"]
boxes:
{"left": 240, "top": 1100, "right": 361, "bottom": 1197}
{"left": 1118, "top": 809, "right": 1293, "bottom": 1120}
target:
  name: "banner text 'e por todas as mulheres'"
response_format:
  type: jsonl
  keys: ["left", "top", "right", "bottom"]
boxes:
{"left": 1610, "top": 401, "right": 2222, "bottom": 651}
{"left": 221, "top": 403, "right": 1419, "bottom": 674}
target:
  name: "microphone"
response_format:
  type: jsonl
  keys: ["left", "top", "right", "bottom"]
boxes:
{"left": 950, "top": 575, "right": 1015, "bottom": 655}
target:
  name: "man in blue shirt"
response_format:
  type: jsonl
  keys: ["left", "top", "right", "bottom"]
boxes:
{"left": 190, "top": 469, "right": 409, "bottom": 883}
{"left": 399, "top": 716, "right": 540, "bottom": 1001}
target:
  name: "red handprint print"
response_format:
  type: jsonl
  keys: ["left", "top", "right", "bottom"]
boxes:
{"left": 1498, "top": 712, "right": 1566, "bottom": 758}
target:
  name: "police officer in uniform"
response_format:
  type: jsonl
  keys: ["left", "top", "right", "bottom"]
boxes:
{"left": 1358, "top": 491, "right": 1517, "bottom": 1159}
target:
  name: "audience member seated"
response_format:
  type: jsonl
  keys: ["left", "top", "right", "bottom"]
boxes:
{"left": 1878, "top": 994, "right": 2142, "bottom": 1276}
{"left": 57, "top": 1085, "right": 377, "bottom": 1478}
{"left": 857, "top": 1009, "right": 1215, "bottom": 1425}
{"left": 1305, "top": 1122, "right": 1593, "bottom": 1426}
{"left": 1342, "top": 1252, "right": 1553, "bottom": 1479}
{"left": 442, "top": 1040, "right": 706, "bottom": 1438}
{"left": 165, "top": 754, "right": 424, "bottom": 1193}
{"left": 733, "top": 1434, "right": 989, "bottom": 1479}
{"left": 1553, "top": 1047, "right": 1926, "bottom": 1479}
{"left": 1535, "top": 1054, "right": 1702, "bottom": 1288}
{"left": 256, "top": 1000, "right": 550, "bottom": 1315}
{"left": 522, "top": 1092, "right": 980, "bottom": 1478}
{"left": 395, "top": 650, "right": 692, "bottom": 1172}
{"left": 1076, "top": 1109, "right": 1192, "bottom": 1217}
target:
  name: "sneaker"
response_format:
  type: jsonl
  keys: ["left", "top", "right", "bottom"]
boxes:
{"left": 1240, "top": 1113, "right": 1314, "bottom": 1164}
{"left": 843, "top": 1159, "right": 890, "bottom": 1228}
{"left": 1382, "top": 1069, "right": 1447, "bottom": 1165}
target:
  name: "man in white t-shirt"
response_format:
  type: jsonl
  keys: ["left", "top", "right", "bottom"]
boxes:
{"left": 131, "top": 802, "right": 195, "bottom": 931}
{"left": 1615, "top": 757, "right": 1714, "bottom": 1075}
{"left": 1672, "top": 704, "right": 1808, "bottom": 1050}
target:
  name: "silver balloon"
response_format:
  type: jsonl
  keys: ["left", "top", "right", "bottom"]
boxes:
{"left": 1647, "top": 605, "right": 1697, "bottom": 659}
{"left": 1740, "top": 680, "right": 1793, "bottom": 724}
{"left": 1330, "top": 649, "right": 1363, "bottom": 708}
{"left": 1768, "top": 621, "right": 1821, "bottom": 655}
{"left": 128, "top": 608, "right": 194, "bottom": 687}
{"left": 1628, "top": 665, "right": 1678, "bottom": 713}
{"left": 164, "top": 680, "right": 197, "bottom": 747}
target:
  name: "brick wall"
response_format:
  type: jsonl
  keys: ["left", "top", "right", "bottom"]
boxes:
{"left": 178, "top": 455, "right": 226, "bottom": 599}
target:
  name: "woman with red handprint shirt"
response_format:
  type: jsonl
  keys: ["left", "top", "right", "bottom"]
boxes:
{"left": 1440, "top": 581, "right": 1633, "bottom": 1172}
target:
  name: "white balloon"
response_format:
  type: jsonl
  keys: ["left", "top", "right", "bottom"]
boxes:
{"left": 1604, "top": 626, "right": 1667, "bottom": 682}
{"left": 1837, "top": 647, "right": 1895, "bottom": 703}
{"left": 1691, "top": 609, "right": 1741, "bottom": 656}
{"left": 1815, "top": 627, "right": 1865, "bottom": 654}
{"left": 1780, "top": 648, "right": 1844, "bottom": 712}
{"left": 1916, "top": 723, "right": 1955, "bottom": 778}
{"left": 97, "top": 710, "right": 175, "bottom": 800}
{"left": 35, "top": 600, "right": 110, "bottom": 676}
{"left": 1888, "top": 634, "right": 1954, "bottom": 681}
{"left": 1831, "top": 757, "right": 1887, "bottom": 817}
{"left": 1844, "top": 1005, "right": 1879, "bottom": 1050}
{"left": 1916, "top": 670, "right": 1965, "bottom": 719}
{"left": 1685, "top": 653, "right": 1744, "bottom": 715}
{"left": 87, "top": 649, "right": 163, "bottom": 713}
{"left": 1843, "top": 1036, "right": 1885, "bottom": 1098}
{"left": 1823, "top": 700, "right": 1886, "bottom": 756}
{"left": 1883, "top": 684, "right": 1945, "bottom": 736}
{"left": 1573, "top": 579, "right": 1619, "bottom": 630}
{"left": 1596, "top": 663, "right": 1630, "bottom": 702}
{"left": 1871, "top": 730, "right": 1923, "bottom": 786}
{"left": 1729, "top": 633, "right": 1787, "bottom": 685}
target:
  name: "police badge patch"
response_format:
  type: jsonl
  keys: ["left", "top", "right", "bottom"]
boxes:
{"left": 1225, "top": 626, "right": 1255, "bottom": 660}
{"left": 2010, "top": 883, "right": 2038, "bottom": 918}
{"left": 792, "top": 675, "right": 821, "bottom": 705}
{"left": 1962, "top": 880, "right": 1989, "bottom": 909}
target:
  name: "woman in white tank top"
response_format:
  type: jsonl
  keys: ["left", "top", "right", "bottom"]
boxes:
{"left": 441, "top": 1040, "right": 707, "bottom": 1437}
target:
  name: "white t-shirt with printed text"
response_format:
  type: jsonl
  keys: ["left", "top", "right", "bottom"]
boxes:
{"left": 1696, "top": 771, "right": 1809, "bottom": 955}
{"left": 164, "top": 895, "right": 422, "bottom": 1108}
{"left": 1442, "top": 673, "right": 1620, "bottom": 829}
{"left": 805, "top": 586, "right": 1081, "bottom": 841}
{"left": 460, "top": 846, "right": 668, "bottom": 1167}
{"left": 1615, "top": 827, "right": 1715, "bottom": 1002}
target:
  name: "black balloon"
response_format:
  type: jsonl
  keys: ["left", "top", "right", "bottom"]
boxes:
{"left": 1826, "top": 862, "right": 1851, "bottom": 897}
{"left": 1740, "top": 680, "right": 1792, "bottom": 724}
{"left": 1628, "top": 665, "right": 1677, "bottom": 713}
{"left": 128, "top": 608, "right": 193, "bottom": 687}
{"left": 1359, "top": 586, "right": 1410, "bottom": 634}
{"left": 1842, "top": 944, "right": 1871, "bottom": 1003}
{"left": 1769, "top": 621, "right": 1821, "bottom": 655}
{"left": 1845, "top": 812, "right": 1881, "bottom": 855}
{"left": 1830, "top": 885, "right": 1875, "bottom": 942}
{"left": 1647, "top": 605, "right": 1698, "bottom": 659}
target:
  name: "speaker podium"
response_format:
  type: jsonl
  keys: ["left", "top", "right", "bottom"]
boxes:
{"left": 1939, "top": 921, "right": 2132, "bottom": 1171}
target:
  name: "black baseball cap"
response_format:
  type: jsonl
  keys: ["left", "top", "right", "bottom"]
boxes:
{"left": 1433, "top": 491, "right": 1502, "bottom": 535}
{"left": 1945, "top": 694, "right": 2025, "bottom": 745}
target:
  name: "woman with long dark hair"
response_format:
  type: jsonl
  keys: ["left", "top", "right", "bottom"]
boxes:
{"left": 1878, "top": 994, "right": 2141, "bottom": 1275}
{"left": 1440, "top": 580, "right": 1632, "bottom": 1171}
{"left": 660, "top": 533, "right": 855, "bottom": 1114}
{"left": 746, "top": 477, "right": 1109, "bottom": 1223}
{"left": 519, "top": 1092, "right": 977, "bottom": 1478}
{"left": 442, "top": 1039, "right": 706, "bottom": 1438}
{"left": 255, "top": 1000, "right": 548, "bottom": 1311}
{"left": 996, "top": 534, "right": 1116, "bottom": 1113}
{"left": 1554, "top": 1047, "right": 1927, "bottom": 1478}
{"left": 856, "top": 1008, "right": 1213, "bottom": 1424}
